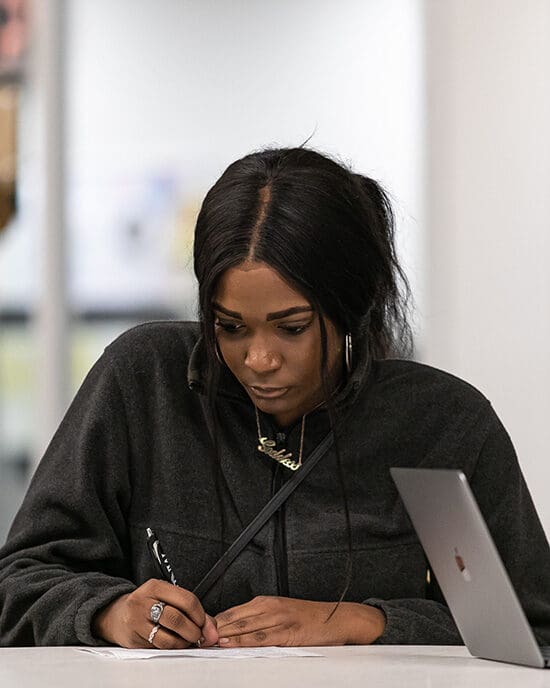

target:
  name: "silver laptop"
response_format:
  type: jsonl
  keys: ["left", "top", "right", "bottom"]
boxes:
{"left": 390, "top": 467, "right": 550, "bottom": 669}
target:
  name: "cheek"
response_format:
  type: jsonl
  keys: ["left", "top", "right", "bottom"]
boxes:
{"left": 286, "top": 336, "right": 322, "bottom": 379}
{"left": 217, "top": 338, "right": 244, "bottom": 371}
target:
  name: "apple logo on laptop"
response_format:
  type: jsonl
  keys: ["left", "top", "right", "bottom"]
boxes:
{"left": 454, "top": 548, "right": 472, "bottom": 582}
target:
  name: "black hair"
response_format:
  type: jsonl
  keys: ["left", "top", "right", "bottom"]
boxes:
{"left": 194, "top": 147, "right": 411, "bottom": 364}
{"left": 193, "top": 146, "right": 412, "bottom": 607}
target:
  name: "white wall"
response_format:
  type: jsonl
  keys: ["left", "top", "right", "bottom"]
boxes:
{"left": 424, "top": 0, "right": 550, "bottom": 535}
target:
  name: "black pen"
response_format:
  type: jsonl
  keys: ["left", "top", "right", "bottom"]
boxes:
{"left": 146, "top": 527, "right": 178, "bottom": 585}
{"left": 146, "top": 528, "right": 206, "bottom": 647}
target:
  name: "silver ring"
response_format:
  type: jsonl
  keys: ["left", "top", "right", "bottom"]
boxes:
{"left": 148, "top": 624, "right": 160, "bottom": 645}
{"left": 150, "top": 601, "right": 165, "bottom": 623}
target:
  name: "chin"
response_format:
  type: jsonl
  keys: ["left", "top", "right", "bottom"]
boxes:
{"left": 250, "top": 392, "right": 298, "bottom": 417}
{"left": 253, "top": 396, "right": 290, "bottom": 410}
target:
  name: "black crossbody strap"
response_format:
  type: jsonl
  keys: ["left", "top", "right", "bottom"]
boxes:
{"left": 192, "top": 429, "right": 334, "bottom": 600}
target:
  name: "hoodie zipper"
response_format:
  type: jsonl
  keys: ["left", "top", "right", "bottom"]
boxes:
{"left": 262, "top": 413, "right": 306, "bottom": 598}
{"left": 271, "top": 452, "right": 289, "bottom": 597}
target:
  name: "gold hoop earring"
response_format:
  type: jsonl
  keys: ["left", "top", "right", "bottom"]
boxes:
{"left": 345, "top": 332, "right": 353, "bottom": 374}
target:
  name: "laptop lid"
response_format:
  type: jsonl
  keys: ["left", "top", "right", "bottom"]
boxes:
{"left": 390, "top": 467, "right": 545, "bottom": 668}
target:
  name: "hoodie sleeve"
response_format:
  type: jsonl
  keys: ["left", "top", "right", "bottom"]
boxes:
{"left": 364, "top": 405, "right": 550, "bottom": 645}
{"left": 0, "top": 352, "right": 137, "bottom": 646}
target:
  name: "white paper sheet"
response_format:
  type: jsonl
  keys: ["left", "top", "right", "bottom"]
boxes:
{"left": 80, "top": 646, "right": 323, "bottom": 660}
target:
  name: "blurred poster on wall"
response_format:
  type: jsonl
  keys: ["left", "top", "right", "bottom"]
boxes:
{"left": 0, "top": 0, "right": 27, "bottom": 71}
{"left": 0, "top": 0, "right": 27, "bottom": 233}
{"left": 0, "top": 86, "right": 16, "bottom": 231}
{"left": 68, "top": 170, "right": 201, "bottom": 315}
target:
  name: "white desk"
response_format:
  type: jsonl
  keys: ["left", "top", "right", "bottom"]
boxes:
{"left": 1, "top": 645, "right": 550, "bottom": 688}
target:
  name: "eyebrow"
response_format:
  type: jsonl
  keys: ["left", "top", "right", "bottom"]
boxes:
{"left": 212, "top": 302, "right": 314, "bottom": 322}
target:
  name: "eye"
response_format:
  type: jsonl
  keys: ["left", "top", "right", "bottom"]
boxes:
{"left": 279, "top": 322, "right": 312, "bottom": 336}
{"left": 215, "top": 319, "right": 244, "bottom": 334}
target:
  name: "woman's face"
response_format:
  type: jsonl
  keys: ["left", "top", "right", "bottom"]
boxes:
{"left": 213, "top": 261, "right": 344, "bottom": 427}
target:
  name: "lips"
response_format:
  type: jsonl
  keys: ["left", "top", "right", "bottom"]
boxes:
{"left": 248, "top": 386, "right": 289, "bottom": 399}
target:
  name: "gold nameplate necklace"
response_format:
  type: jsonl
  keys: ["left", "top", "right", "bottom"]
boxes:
{"left": 255, "top": 406, "right": 307, "bottom": 471}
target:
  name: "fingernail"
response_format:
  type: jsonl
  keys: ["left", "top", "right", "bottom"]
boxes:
{"left": 219, "top": 637, "right": 229, "bottom": 644}
{"left": 199, "top": 636, "right": 205, "bottom": 644}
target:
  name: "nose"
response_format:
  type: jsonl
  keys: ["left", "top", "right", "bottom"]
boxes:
{"left": 244, "top": 338, "right": 282, "bottom": 375}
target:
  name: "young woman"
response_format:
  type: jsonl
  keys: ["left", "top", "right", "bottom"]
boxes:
{"left": 1, "top": 147, "right": 549, "bottom": 649}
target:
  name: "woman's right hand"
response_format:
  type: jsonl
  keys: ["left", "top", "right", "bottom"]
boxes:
{"left": 92, "top": 579, "right": 219, "bottom": 648}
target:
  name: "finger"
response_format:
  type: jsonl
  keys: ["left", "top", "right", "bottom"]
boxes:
{"left": 140, "top": 622, "right": 192, "bottom": 650}
{"left": 215, "top": 600, "right": 254, "bottom": 628}
{"left": 216, "top": 610, "right": 273, "bottom": 637}
{"left": 143, "top": 579, "right": 206, "bottom": 628}
{"left": 218, "top": 624, "right": 286, "bottom": 648}
{"left": 154, "top": 604, "right": 203, "bottom": 644}
{"left": 200, "top": 614, "right": 219, "bottom": 647}
{"left": 215, "top": 596, "right": 271, "bottom": 628}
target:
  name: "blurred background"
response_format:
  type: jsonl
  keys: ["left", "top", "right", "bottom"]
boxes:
{"left": 1, "top": 0, "right": 549, "bottom": 542}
